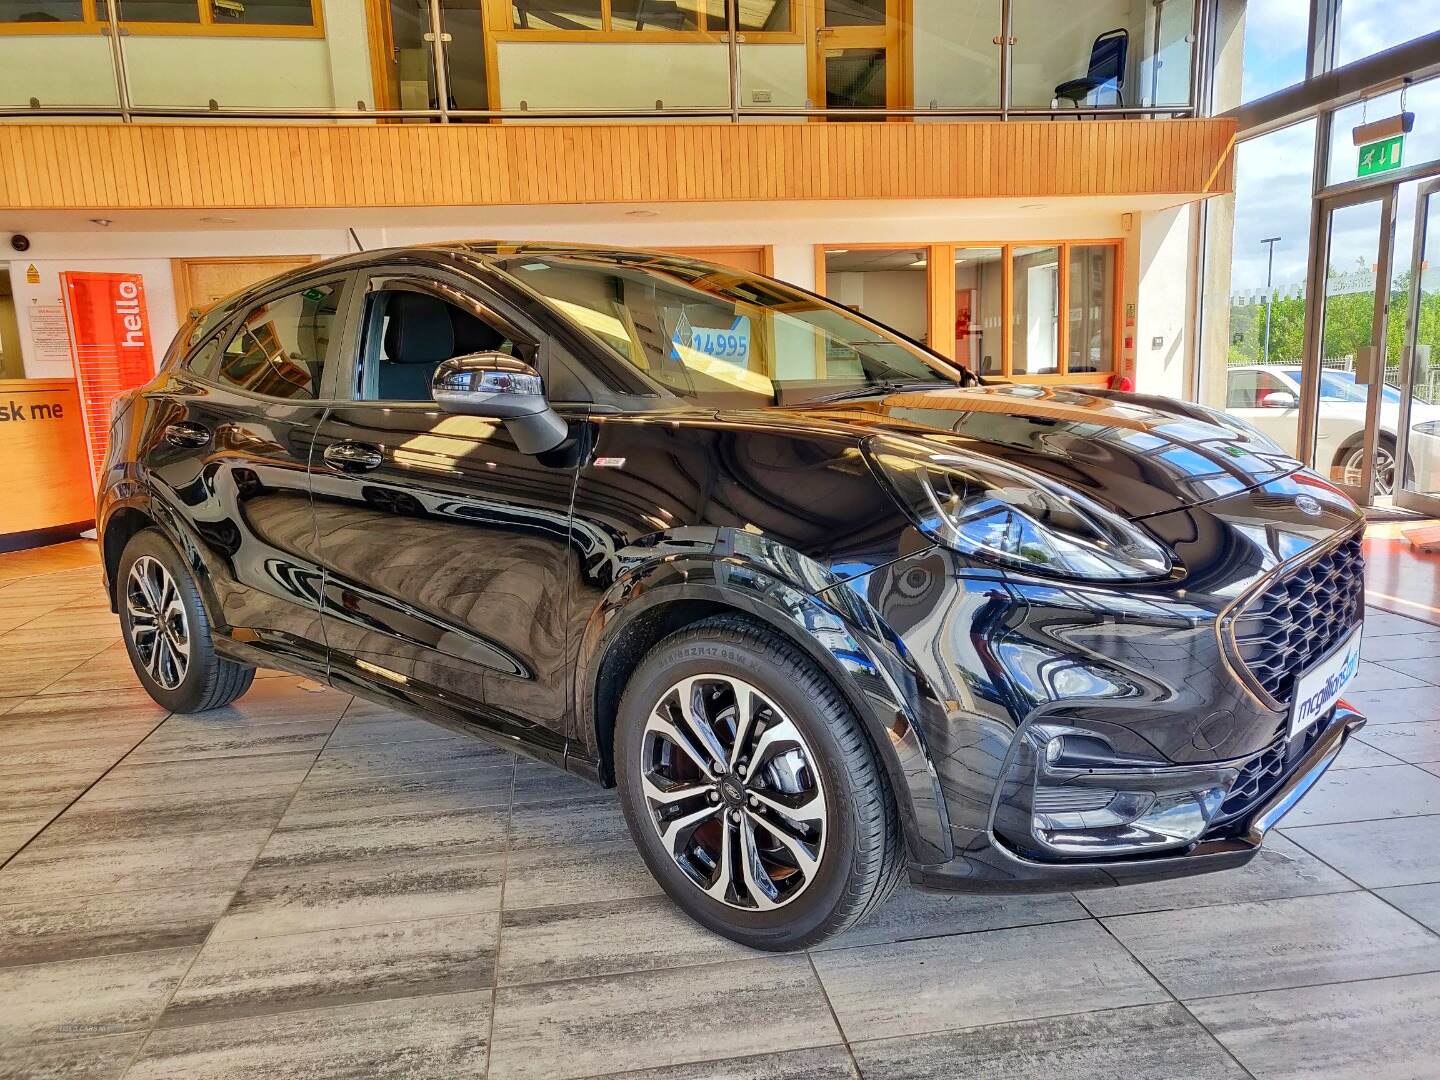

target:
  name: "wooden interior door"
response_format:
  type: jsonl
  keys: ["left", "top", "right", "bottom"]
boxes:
{"left": 173, "top": 257, "right": 318, "bottom": 324}
{"left": 811, "top": 0, "right": 905, "bottom": 110}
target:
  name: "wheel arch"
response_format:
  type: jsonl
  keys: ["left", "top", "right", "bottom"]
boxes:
{"left": 575, "top": 553, "right": 953, "bottom": 865}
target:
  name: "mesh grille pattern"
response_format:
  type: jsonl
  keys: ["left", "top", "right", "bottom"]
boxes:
{"left": 1230, "top": 533, "right": 1365, "bottom": 706}
{"left": 1215, "top": 713, "right": 1329, "bottom": 823}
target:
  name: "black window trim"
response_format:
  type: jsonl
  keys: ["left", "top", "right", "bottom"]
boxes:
{"left": 181, "top": 270, "right": 355, "bottom": 406}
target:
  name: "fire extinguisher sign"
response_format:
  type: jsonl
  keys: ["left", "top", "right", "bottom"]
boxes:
{"left": 60, "top": 271, "right": 155, "bottom": 488}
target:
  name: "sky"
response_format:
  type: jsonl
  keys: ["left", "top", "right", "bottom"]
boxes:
{"left": 1228, "top": 0, "right": 1440, "bottom": 297}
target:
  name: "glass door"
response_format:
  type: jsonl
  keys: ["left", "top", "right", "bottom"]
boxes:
{"left": 1396, "top": 178, "right": 1440, "bottom": 515}
{"left": 1308, "top": 189, "right": 1395, "bottom": 505}
{"left": 812, "top": 0, "right": 903, "bottom": 109}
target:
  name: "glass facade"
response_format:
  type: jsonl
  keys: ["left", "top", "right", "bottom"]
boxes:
{"left": 0, "top": 0, "right": 1201, "bottom": 118}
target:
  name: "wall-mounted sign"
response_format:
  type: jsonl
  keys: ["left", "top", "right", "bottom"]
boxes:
{"left": 24, "top": 264, "right": 39, "bottom": 285}
{"left": 59, "top": 271, "right": 155, "bottom": 486}
{"left": 1358, "top": 135, "right": 1405, "bottom": 178}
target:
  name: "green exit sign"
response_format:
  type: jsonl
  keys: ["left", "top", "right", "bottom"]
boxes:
{"left": 1358, "top": 134, "right": 1405, "bottom": 177}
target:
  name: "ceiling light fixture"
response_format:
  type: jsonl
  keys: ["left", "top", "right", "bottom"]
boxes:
{"left": 625, "top": 209, "right": 659, "bottom": 217}
{"left": 89, "top": 218, "right": 112, "bottom": 227}
{"left": 200, "top": 216, "right": 238, "bottom": 224}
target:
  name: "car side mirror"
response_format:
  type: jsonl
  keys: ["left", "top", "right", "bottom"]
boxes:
{"left": 430, "top": 352, "right": 568, "bottom": 454}
{"left": 1261, "top": 390, "right": 1298, "bottom": 409}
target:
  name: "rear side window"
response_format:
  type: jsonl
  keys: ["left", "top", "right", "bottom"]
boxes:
{"left": 195, "top": 283, "right": 341, "bottom": 400}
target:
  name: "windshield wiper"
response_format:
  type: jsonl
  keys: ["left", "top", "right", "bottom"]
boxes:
{"left": 805, "top": 380, "right": 955, "bottom": 404}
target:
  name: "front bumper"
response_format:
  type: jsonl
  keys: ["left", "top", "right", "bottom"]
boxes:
{"left": 909, "top": 702, "right": 1364, "bottom": 891}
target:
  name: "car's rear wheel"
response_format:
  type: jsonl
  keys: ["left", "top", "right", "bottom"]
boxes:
{"left": 1336, "top": 434, "right": 1404, "bottom": 495}
{"left": 118, "top": 529, "right": 255, "bottom": 713}
{"left": 615, "top": 615, "right": 902, "bottom": 951}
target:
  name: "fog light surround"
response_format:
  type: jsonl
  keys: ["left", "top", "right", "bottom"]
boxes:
{"left": 1001, "top": 724, "right": 1239, "bottom": 860}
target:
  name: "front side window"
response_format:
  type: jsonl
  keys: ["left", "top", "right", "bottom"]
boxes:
{"left": 201, "top": 282, "right": 339, "bottom": 400}
{"left": 360, "top": 287, "right": 519, "bottom": 402}
{"left": 1226, "top": 369, "right": 1289, "bottom": 409}
{"left": 496, "top": 252, "right": 963, "bottom": 407}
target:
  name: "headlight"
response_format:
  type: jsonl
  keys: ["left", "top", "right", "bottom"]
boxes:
{"left": 1413, "top": 421, "right": 1440, "bottom": 437}
{"left": 865, "top": 437, "right": 1173, "bottom": 581}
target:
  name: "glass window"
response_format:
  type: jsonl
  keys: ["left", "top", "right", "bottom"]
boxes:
{"left": 498, "top": 252, "right": 963, "bottom": 407}
{"left": 117, "top": 0, "right": 201, "bottom": 21}
{"left": 362, "top": 288, "right": 518, "bottom": 403}
{"left": 511, "top": 0, "right": 603, "bottom": 29}
{"left": 611, "top": 0, "right": 694, "bottom": 30}
{"left": 1226, "top": 368, "right": 1291, "bottom": 409}
{"left": 208, "top": 284, "right": 339, "bottom": 400}
{"left": 1066, "top": 244, "right": 1114, "bottom": 373}
{"left": 1335, "top": 0, "right": 1440, "bottom": 67}
{"left": 823, "top": 248, "right": 930, "bottom": 349}
{"left": 212, "top": 0, "right": 316, "bottom": 26}
{"left": 1327, "top": 77, "right": 1440, "bottom": 186}
{"left": 824, "top": 0, "right": 883, "bottom": 26}
{"left": 1011, "top": 245, "right": 1060, "bottom": 375}
{"left": 703, "top": 0, "right": 790, "bottom": 32}
{"left": 0, "top": 0, "right": 84, "bottom": 19}
{"left": 1230, "top": 0, "right": 1311, "bottom": 106}
{"left": 952, "top": 246, "right": 1003, "bottom": 376}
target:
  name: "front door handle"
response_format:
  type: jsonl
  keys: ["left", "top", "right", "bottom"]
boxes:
{"left": 164, "top": 421, "right": 211, "bottom": 448}
{"left": 323, "top": 441, "right": 384, "bottom": 473}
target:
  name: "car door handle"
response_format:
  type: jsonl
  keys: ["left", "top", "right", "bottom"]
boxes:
{"left": 164, "top": 421, "right": 211, "bottom": 448}
{"left": 323, "top": 441, "right": 384, "bottom": 473}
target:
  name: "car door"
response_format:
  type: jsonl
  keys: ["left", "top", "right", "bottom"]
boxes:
{"left": 1226, "top": 367, "right": 1301, "bottom": 457}
{"left": 142, "top": 274, "right": 347, "bottom": 677}
{"left": 310, "top": 267, "right": 584, "bottom": 759}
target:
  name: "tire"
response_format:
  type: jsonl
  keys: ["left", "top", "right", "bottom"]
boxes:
{"left": 615, "top": 615, "right": 903, "bottom": 951}
{"left": 117, "top": 528, "right": 255, "bottom": 713}
{"left": 1334, "top": 434, "right": 1406, "bottom": 496}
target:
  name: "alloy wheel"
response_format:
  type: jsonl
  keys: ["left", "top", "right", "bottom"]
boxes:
{"left": 1341, "top": 444, "right": 1397, "bottom": 495}
{"left": 126, "top": 555, "right": 190, "bottom": 691}
{"left": 640, "top": 674, "right": 828, "bottom": 911}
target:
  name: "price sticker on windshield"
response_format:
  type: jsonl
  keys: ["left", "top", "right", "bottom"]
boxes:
{"left": 671, "top": 313, "right": 751, "bottom": 366}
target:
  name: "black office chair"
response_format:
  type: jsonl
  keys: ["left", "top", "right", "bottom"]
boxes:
{"left": 1053, "top": 28, "right": 1128, "bottom": 110}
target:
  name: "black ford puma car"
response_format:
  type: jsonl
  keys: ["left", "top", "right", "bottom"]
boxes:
{"left": 98, "top": 243, "right": 1366, "bottom": 950}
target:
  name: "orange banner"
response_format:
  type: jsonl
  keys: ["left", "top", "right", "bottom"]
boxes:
{"left": 60, "top": 271, "right": 155, "bottom": 486}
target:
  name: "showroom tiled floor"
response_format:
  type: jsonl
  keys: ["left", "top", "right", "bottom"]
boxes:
{"left": 2, "top": 542, "right": 1440, "bottom": 1079}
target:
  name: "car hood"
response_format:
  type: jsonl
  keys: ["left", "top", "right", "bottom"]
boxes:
{"left": 774, "top": 383, "right": 1305, "bottom": 520}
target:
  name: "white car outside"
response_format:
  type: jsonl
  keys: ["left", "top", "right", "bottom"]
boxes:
{"left": 1226, "top": 364, "right": 1440, "bottom": 495}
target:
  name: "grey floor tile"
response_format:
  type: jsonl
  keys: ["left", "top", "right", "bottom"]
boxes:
{"left": 0, "top": 827, "right": 272, "bottom": 903}
{"left": 0, "top": 1032, "right": 148, "bottom": 1080}
{"left": 1349, "top": 660, "right": 1426, "bottom": 692}
{"left": 502, "top": 838, "right": 662, "bottom": 911}
{"left": 498, "top": 894, "right": 756, "bottom": 985}
{"left": 1363, "top": 610, "right": 1440, "bottom": 638}
{"left": 1362, "top": 629, "right": 1440, "bottom": 662}
{"left": 849, "top": 1002, "right": 1248, "bottom": 1080}
{"left": 0, "top": 800, "right": 68, "bottom": 862}
{"left": 129, "top": 990, "right": 492, "bottom": 1080}
{"left": 307, "top": 739, "right": 513, "bottom": 784}
{"left": 1329, "top": 738, "right": 1402, "bottom": 769}
{"left": 489, "top": 956, "right": 839, "bottom": 1080}
{"left": 1190, "top": 971, "right": 1440, "bottom": 1080}
{"left": 126, "top": 717, "right": 336, "bottom": 765}
{"left": 210, "top": 679, "right": 352, "bottom": 724}
{"left": 812, "top": 919, "right": 1165, "bottom": 1041}
{"left": 1373, "top": 655, "right": 1440, "bottom": 685}
{"left": 212, "top": 848, "right": 506, "bottom": 942}
{"left": 1340, "top": 687, "right": 1440, "bottom": 724}
{"left": 0, "top": 945, "right": 197, "bottom": 1045}
{"left": 1354, "top": 720, "right": 1440, "bottom": 763}
{"left": 814, "top": 885, "right": 1087, "bottom": 952}
{"left": 42, "top": 789, "right": 292, "bottom": 846}
{"left": 85, "top": 751, "right": 317, "bottom": 803}
{"left": 257, "top": 804, "right": 511, "bottom": 868}
{"left": 1277, "top": 763, "right": 1440, "bottom": 827}
{"left": 0, "top": 884, "right": 232, "bottom": 967}
{"left": 507, "top": 793, "right": 628, "bottom": 850}
{"left": 161, "top": 911, "right": 498, "bottom": 1027}
{"left": 1076, "top": 833, "right": 1355, "bottom": 917}
{"left": 1103, "top": 891, "right": 1440, "bottom": 999}
{"left": 1375, "top": 881, "right": 1440, "bottom": 932}
{"left": 511, "top": 763, "right": 603, "bottom": 805}
{"left": 324, "top": 708, "right": 460, "bottom": 748}
{"left": 578, "top": 1046, "right": 858, "bottom": 1080}
{"left": 281, "top": 765, "right": 515, "bottom": 826}
{"left": 1284, "top": 814, "right": 1440, "bottom": 888}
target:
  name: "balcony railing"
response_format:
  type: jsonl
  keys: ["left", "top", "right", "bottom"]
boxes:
{"left": 0, "top": 0, "right": 1205, "bottom": 122}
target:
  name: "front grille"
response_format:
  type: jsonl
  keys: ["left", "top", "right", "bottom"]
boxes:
{"left": 1214, "top": 711, "right": 1330, "bottom": 824}
{"left": 1230, "top": 533, "right": 1364, "bottom": 707}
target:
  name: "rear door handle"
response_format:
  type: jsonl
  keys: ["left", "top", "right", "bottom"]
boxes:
{"left": 164, "top": 421, "right": 211, "bottom": 448}
{"left": 323, "top": 441, "right": 384, "bottom": 473}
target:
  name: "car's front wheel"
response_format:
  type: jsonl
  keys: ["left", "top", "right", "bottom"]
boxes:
{"left": 117, "top": 528, "right": 255, "bottom": 713}
{"left": 615, "top": 616, "right": 902, "bottom": 951}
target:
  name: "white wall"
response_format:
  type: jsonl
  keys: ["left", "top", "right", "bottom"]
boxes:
{"left": 1133, "top": 204, "right": 1195, "bottom": 397}
{"left": 828, "top": 269, "right": 929, "bottom": 342}
{"left": 0, "top": 0, "right": 372, "bottom": 111}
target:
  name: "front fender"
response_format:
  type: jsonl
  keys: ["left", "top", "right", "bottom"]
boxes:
{"left": 574, "top": 539, "right": 953, "bottom": 864}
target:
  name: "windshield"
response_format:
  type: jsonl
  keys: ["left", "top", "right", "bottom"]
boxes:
{"left": 493, "top": 251, "right": 965, "bottom": 407}
{"left": 1281, "top": 368, "right": 1403, "bottom": 404}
